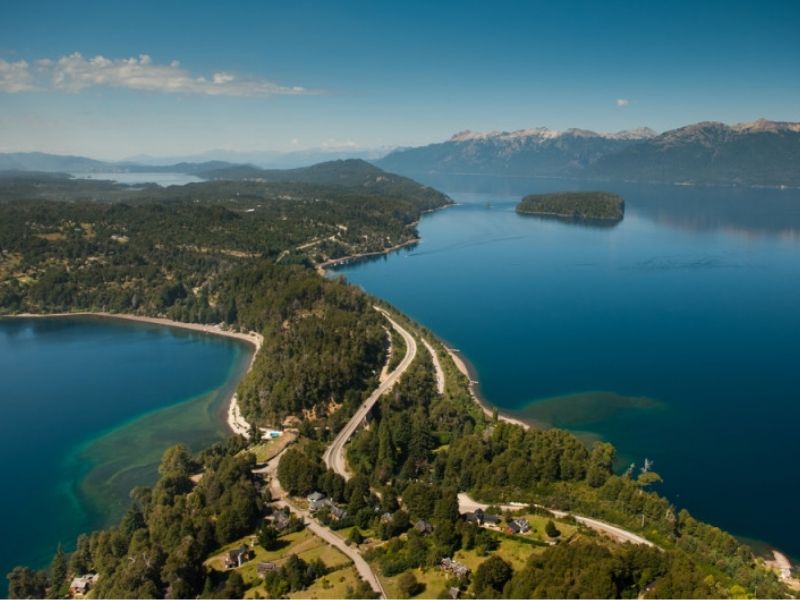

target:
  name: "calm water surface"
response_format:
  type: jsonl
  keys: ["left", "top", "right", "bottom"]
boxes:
{"left": 0, "top": 317, "right": 249, "bottom": 588}
{"left": 71, "top": 172, "right": 202, "bottom": 186}
{"left": 335, "top": 175, "right": 800, "bottom": 559}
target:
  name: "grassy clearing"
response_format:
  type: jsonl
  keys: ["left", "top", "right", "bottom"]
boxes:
{"left": 379, "top": 566, "right": 453, "bottom": 599}
{"left": 249, "top": 440, "right": 278, "bottom": 463}
{"left": 287, "top": 565, "right": 362, "bottom": 599}
{"left": 206, "top": 527, "right": 354, "bottom": 598}
{"left": 247, "top": 431, "right": 297, "bottom": 464}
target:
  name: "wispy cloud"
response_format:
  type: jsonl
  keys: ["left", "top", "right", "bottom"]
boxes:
{"left": 616, "top": 98, "right": 630, "bottom": 107}
{"left": 0, "top": 53, "right": 318, "bottom": 97}
{"left": 0, "top": 59, "right": 36, "bottom": 92}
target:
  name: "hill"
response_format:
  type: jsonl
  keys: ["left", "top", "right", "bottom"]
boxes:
{"left": 516, "top": 191, "right": 624, "bottom": 221}
{"left": 198, "top": 158, "right": 452, "bottom": 211}
{"left": 0, "top": 152, "right": 110, "bottom": 173}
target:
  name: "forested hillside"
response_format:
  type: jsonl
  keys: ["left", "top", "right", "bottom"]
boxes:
{"left": 1, "top": 165, "right": 789, "bottom": 599}
{"left": 0, "top": 165, "right": 451, "bottom": 432}
{"left": 516, "top": 191, "right": 624, "bottom": 221}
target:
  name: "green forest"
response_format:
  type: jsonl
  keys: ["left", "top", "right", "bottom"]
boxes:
{"left": 1, "top": 164, "right": 788, "bottom": 598}
{"left": 516, "top": 191, "right": 625, "bottom": 221}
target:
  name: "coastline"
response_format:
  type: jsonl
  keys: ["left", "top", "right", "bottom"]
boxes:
{"left": 316, "top": 200, "right": 455, "bottom": 277}
{"left": 515, "top": 208, "right": 622, "bottom": 223}
{"left": 442, "top": 344, "right": 530, "bottom": 430}
{"left": 3, "top": 312, "right": 263, "bottom": 438}
{"left": 316, "top": 237, "right": 419, "bottom": 276}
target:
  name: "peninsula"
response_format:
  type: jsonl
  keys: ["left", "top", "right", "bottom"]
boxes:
{"left": 1, "top": 163, "right": 791, "bottom": 600}
{"left": 516, "top": 191, "right": 625, "bottom": 221}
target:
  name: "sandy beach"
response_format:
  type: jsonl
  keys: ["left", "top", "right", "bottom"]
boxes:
{"left": 7, "top": 311, "right": 264, "bottom": 437}
{"left": 443, "top": 344, "right": 530, "bottom": 429}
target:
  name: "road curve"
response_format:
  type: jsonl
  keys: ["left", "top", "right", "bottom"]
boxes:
{"left": 322, "top": 307, "right": 418, "bottom": 480}
{"left": 457, "top": 493, "right": 656, "bottom": 548}
{"left": 259, "top": 447, "right": 389, "bottom": 598}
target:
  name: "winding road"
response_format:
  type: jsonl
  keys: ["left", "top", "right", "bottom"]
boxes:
{"left": 257, "top": 448, "right": 388, "bottom": 598}
{"left": 255, "top": 307, "right": 417, "bottom": 598}
{"left": 457, "top": 493, "right": 656, "bottom": 548}
{"left": 255, "top": 308, "right": 659, "bottom": 597}
{"left": 322, "top": 307, "right": 418, "bottom": 480}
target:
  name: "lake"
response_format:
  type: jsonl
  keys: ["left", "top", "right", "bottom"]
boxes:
{"left": 334, "top": 174, "right": 800, "bottom": 560}
{"left": 70, "top": 172, "right": 203, "bottom": 186}
{"left": 0, "top": 316, "right": 250, "bottom": 589}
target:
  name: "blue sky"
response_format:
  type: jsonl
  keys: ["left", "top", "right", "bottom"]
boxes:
{"left": 1, "top": 0, "right": 798, "bottom": 159}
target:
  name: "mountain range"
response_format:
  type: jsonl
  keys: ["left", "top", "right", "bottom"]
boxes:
{"left": 0, "top": 152, "right": 235, "bottom": 176}
{"left": 2, "top": 119, "right": 798, "bottom": 187}
{"left": 0, "top": 147, "right": 391, "bottom": 174}
{"left": 376, "top": 119, "right": 800, "bottom": 187}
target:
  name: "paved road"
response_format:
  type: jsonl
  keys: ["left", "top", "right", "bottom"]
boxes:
{"left": 322, "top": 307, "right": 418, "bottom": 480}
{"left": 422, "top": 338, "right": 445, "bottom": 395}
{"left": 259, "top": 447, "right": 389, "bottom": 598}
{"left": 256, "top": 306, "right": 417, "bottom": 599}
{"left": 457, "top": 493, "right": 656, "bottom": 548}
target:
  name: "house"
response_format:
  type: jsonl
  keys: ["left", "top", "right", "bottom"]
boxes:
{"left": 482, "top": 513, "right": 501, "bottom": 526}
{"left": 330, "top": 505, "right": 348, "bottom": 521}
{"left": 225, "top": 544, "right": 251, "bottom": 569}
{"left": 414, "top": 520, "right": 433, "bottom": 535}
{"left": 69, "top": 574, "right": 99, "bottom": 597}
{"left": 506, "top": 519, "right": 530, "bottom": 535}
{"left": 466, "top": 508, "right": 502, "bottom": 526}
{"left": 465, "top": 508, "right": 483, "bottom": 524}
{"left": 441, "top": 557, "right": 470, "bottom": 578}
{"left": 307, "top": 491, "right": 326, "bottom": 504}
{"left": 257, "top": 562, "right": 278, "bottom": 577}
{"left": 310, "top": 497, "right": 333, "bottom": 513}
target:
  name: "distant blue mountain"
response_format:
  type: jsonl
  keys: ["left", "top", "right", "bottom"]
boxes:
{"left": 0, "top": 152, "right": 238, "bottom": 175}
{"left": 376, "top": 119, "right": 800, "bottom": 187}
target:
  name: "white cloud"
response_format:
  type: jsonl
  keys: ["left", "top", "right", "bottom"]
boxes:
{"left": 616, "top": 98, "right": 630, "bottom": 107}
{"left": 320, "top": 138, "right": 359, "bottom": 149}
{"left": 0, "top": 52, "right": 318, "bottom": 97}
{"left": 0, "top": 59, "right": 37, "bottom": 92}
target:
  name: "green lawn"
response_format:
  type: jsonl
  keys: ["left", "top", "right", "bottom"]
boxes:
{"left": 247, "top": 431, "right": 296, "bottom": 463}
{"left": 379, "top": 566, "right": 453, "bottom": 599}
{"left": 288, "top": 565, "right": 362, "bottom": 599}
{"left": 205, "top": 527, "right": 353, "bottom": 598}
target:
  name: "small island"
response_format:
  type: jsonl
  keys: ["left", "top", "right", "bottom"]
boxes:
{"left": 516, "top": 191, "right": 625, "bottom": 222}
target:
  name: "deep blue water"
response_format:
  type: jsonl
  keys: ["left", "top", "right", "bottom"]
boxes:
{"left": 0, "top": 317, "right": 249, "bottom": 589}
{"left": 335, "top": 175, "right": 800, "bottom": 559}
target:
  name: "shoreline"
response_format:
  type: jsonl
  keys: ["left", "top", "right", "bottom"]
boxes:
{"left": 3, "top": 311, "right": 263, "bottom": 438}
{"left": 442, "top": 344, "right": 530, "bottom": 430}
{"left": 316, "top": 200, "right": 455, "bottom": 277}
{"left": 316, "top": 237, "right": 419, "bottom": 276}
{"left": 515, "top": 208, "right": 622, "bottom": 223}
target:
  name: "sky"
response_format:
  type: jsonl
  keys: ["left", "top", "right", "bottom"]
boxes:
{"left": 1, "top": 0, "right": 799, "bottom": 159}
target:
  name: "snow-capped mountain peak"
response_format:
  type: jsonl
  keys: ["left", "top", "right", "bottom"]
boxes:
{"left": 448, "top": 126, "right": 657, "bottom": 144}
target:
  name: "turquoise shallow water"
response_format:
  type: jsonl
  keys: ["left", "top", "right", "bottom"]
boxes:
{"left": 0, "top": 316, "right": 250, "bottom": 589}
{"left": 335, "top": 175, "right": 800, "bottom": 560}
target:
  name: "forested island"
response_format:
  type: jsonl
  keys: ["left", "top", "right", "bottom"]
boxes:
{"left": 516, "top": 191, "right": 625, "bottom": 222}
{"left": 1, "top": 163, "right": 790, "bottom": 599}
